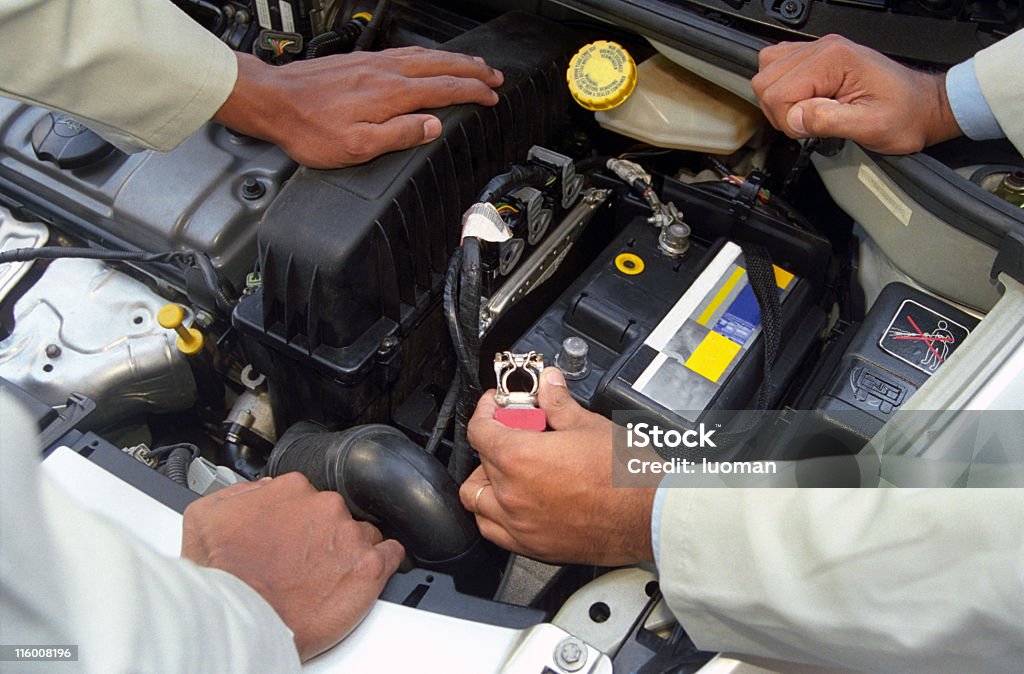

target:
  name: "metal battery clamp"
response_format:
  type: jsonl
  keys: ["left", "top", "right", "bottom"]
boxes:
{"left": 493, "top": 351, "right": 547, "bottom": 431}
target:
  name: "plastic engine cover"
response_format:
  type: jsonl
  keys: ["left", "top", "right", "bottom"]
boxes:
{"left": 234, "top": 11, "right": 581, "bottom": 426}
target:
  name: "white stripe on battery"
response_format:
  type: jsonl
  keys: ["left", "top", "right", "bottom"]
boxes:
{"left": 644, "top": 241, "right": 742, "bottom": 351}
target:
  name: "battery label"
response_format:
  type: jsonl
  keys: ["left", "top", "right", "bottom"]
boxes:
{"left": 632, "top": 242, "right": 794, "bottom": 421}
{"left": 879, "top": 299, "right": 971, "bottom": 375}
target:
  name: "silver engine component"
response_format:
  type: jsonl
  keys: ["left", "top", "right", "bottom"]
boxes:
{"left": 0, "top": 258, "right": 197, "bottom": 428}
{"left": 225, "top": 365, "right": 277, "bottom": 447}
{"left": 0, "top": 100, "right": 296, "bottom": 286}
{"left": 188, "top": 456, "right": 247, "bottom": 496}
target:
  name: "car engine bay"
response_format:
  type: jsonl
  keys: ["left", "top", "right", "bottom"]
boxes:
{"left": 2, "top": 0, "right": 1023, "bottom": 671}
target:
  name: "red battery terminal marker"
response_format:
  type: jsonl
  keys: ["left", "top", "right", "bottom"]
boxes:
{"left": 493, "top": 351, "right": 547, "bottom": 431}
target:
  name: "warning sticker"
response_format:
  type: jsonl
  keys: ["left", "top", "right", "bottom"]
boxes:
{"left": 879, "top": 299, "right": 971, "bottom": 376}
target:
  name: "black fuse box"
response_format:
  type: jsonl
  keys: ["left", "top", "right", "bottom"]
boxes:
{"left": 811, "top": 282, "right": 980, "bottom": 440}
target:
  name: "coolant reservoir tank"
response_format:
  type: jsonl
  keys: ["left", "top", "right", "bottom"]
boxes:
{"left": 595, "top": 54, "right": 762, "bottom": 155}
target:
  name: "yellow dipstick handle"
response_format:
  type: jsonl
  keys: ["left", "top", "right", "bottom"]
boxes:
{"left": 157, "top": 304, "right": 205, "bottom": 356}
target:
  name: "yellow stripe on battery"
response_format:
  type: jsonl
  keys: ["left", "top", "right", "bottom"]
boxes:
{"left": 697, "top": 267, "right": 745, "bottom": 326}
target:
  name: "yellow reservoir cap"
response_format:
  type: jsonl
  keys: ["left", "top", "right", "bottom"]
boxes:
{"left": 157, "top": 303, "right": 205, "bottom": 356}
{"left": 567, "top": 41, "right": 638, "bottom": 111}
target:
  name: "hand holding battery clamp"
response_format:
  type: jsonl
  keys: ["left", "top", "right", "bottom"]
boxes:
{"left": 213, "top": 47, "right": 503, "bottom": 168}
{"left": 460, "top": 367, "right": 657, "bottom": 566}
{"left": 752, "top": 34, "right": 962, "bottom": 154}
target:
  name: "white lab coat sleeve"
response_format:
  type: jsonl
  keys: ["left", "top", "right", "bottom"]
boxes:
{"left": 653, "top": 487, "right": 1024, "bottom": 673}
{"left": 974, "top": 29, "right": 1024, "bottom": 156}
{"left": 0, "top": 391, "right": 301, "bottom": 673}
{"left": 0, "top": 0, "right": 237, "bottom": 152}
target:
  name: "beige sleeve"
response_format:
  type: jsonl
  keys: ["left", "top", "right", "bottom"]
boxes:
{"left": 0, "top": 0, "right": 237, "bottom": 152}
{"left": 0, "top": 390, "right": 301, "bottom": 673}
{"left": 654, "top": 488, "right": 1024, "bottom": 673}
{"left": 975, "top": 29, "right": 1024, "bottom": 155}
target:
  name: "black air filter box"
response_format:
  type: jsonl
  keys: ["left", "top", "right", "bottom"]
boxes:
{"left": 234, "top": 12, "right": 580, "bottom": 426}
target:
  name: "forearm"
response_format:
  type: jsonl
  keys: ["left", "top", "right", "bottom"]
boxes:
{"left": 36, "top": 481, "right": 302, "bottom": 673}
{"left": 972, "top": 29, "right": 1024, "bottom": 155}
{"left": 0, "top": 0, "right": 236, "bottom": 152}
{"left": 1, "top": 392, "right": 300, "bottom": 673}
{"left": 653, "top": 487, "right": 1024, "bottom": 672}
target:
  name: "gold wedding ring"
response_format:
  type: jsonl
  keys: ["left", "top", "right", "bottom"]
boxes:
{"left": 473, "top": 484, "right": 490, "bottom": 511}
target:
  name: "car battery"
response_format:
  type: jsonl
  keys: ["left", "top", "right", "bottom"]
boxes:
{"left": 510, "top": 176, "right": 830, "bottom": 452}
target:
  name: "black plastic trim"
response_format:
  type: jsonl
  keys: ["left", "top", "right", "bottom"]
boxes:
{"left": 555, "top": 0, "right": 765, "bottom": 77}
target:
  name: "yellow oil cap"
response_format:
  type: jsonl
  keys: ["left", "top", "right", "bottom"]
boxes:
{"left": 567, "top": 41, "right": 637, "bottom": 111}
{"left": 158, "top": 303, "right": 205, "bottom": 356}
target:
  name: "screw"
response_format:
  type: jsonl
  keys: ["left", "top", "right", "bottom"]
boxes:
{"left": 781, "top": 0, "right": 800, "bottom": 16}
{"left": 378, "top": 336, "right": 399, "bottom": 355}
{"left": 45, "top": 344, "right": 62, "bottom": 358}
{"left": 194, "top": 311, "right": 214, "bottom": 329}
{"left": 554, "top": 637, "right": 587, "bottom": 671}
{"left": 241, "top": 176, "right": 266, "bottom": 200}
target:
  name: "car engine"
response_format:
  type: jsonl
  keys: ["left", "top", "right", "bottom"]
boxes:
{"left": 2, "top": 0, "right": 1020, "bottom": 670}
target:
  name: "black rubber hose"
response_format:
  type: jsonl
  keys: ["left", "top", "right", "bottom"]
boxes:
{"left": 267, "top": 422, "right": 498, "bottom": 595}
{"left": 353, "top": 0, "right": 390, "bottom": 52}
{"left": 424, "top": 372, "right": 460, "bottom": 457}
{"left": 305, "top": 14, "right": 369, "bottom": 59}
{"left": 458, "top": 237, "right": 482, "bottom": 394}
{"left": 163, "top": 447, "right": 192, "bottom": 487}
{"left": 575, "top": 155, "right": 614, "bottom": 175}
{"left": 449, "top": 237, "right": 483, "bottom": 483}
{"left": 477, "top": 165, "right": 551, "bottom": 204}
{"left": 444, "top": 248, "right": 476, "bottom": 385}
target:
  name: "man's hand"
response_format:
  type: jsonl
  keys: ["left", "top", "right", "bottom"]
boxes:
{"left": 752, "top": 34, "right": 962, "bottom": 154}
{"left": 460, "top": 368, "right": 656, "bottom": 566}
{"left": 181, "top": 472, "right": 404, "bottom": 662}
{"left": 214, "top": 47, "right": 504, "bottom": 168}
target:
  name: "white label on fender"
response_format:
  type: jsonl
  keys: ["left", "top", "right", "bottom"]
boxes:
{"left": 858, "top": 164, "right": 912, "bottom": 227}
{"left": 255, "top": 0, "right": 272, "bottom": 29}
{"left": 280, "top": 1, "right": 295, "bottom": 33}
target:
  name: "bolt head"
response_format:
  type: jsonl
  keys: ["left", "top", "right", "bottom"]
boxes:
{"left": 554, "top": 637, "right": 587, "bottom": 671}
{"left": 560, "top": 642, "right": 582, "bottom": 663}
{"left": 241, "top": 176, "right": 266, "bottom": 200}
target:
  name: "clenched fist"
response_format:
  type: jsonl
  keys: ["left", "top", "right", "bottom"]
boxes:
{"left": 752, "top": 35, "right": 962, "bottom": 154}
